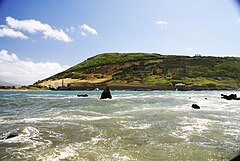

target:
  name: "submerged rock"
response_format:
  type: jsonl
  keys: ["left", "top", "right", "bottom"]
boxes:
{"left": 192, "top": 104, "right": 200, "bottom": 109}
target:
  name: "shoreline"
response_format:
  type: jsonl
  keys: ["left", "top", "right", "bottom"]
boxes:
{"left": 57, "top": 85, "right": 240, "bottom": 91}
{"left": 1, "top": 85, "right": 239, "bottom": 91}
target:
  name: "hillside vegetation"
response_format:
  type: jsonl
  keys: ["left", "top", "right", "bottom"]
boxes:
{"left": 37, "top": 53, "right": 240, "bottom": 89}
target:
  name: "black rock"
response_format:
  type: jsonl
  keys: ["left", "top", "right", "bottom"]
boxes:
{"left": 221, "top": 94, "right": 239, "bottom": 100}
{"left": 77, "top": 94, "right": 88, "bottom": 97}
{"left": 5, "top": 133, "right": 18, "bottom": 139}
{"left": 192, "top": 104, "right": 200, "bottom": 109}
{"left": 230, "top": 154, "right": 240, "bottom": 161}
{"left": 100, "top": 86, "right": 112, "bottom": 99}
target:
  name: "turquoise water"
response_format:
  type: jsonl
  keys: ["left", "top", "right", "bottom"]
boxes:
{"left": 0, "top": 90, "right": 239, "bottom": 160}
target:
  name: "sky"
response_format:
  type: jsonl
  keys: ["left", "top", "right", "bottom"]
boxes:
{"left": 0, "top": 0, "right": 240, "bottom": 85}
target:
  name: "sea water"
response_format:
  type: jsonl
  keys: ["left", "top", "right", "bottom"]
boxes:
{"left": 0, "top": 90, "right": 239, "bottom": 161}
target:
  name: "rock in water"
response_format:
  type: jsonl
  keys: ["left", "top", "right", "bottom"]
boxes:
{"left": 77, "top": 94, "right": 88, "bottom": 97}
{"left": 230, "top": 154, "right": 240, "bottom": 161}
{"left": 192, "top": 104, "right": 200, "bottom": 109}
{"left": 100, "top": 86, "right": 112, "bottom": 99}
{"left": 221, "top": 94, "right": 240, "bottom": 100}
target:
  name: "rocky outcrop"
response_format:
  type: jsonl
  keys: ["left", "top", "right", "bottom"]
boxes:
{"left": 192, "top": 104, "right": 200, "bottom": 109}
{"left": 100, "top": 87, "right": 112, "bottom": 99}
{"left": 221, "top": 94, "right": 240, "bottom": 100}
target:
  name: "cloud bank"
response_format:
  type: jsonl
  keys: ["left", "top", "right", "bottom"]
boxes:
{"left": 0, "top": 16, "right": 72, "bottom": 42}
{"left": 6, "top": 16, "right": 72, "bottom": 42}
{"left": 0, "top": 50, "right": 69, "bottom": 85}
{"left": 1, "top": 16, "right": 99, "bottom": 40}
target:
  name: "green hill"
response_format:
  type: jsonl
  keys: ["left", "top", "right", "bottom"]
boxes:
{"left": 37, "top": 53, "right": 240, "bottom": 90}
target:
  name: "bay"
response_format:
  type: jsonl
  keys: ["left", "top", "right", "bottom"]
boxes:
{"left": 0, "top": 90, "right": 239, "bottom": 160}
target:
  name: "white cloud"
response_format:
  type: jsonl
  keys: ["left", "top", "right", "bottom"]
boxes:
{"left": 43, "top": 28, "right": 71, "bottom": 42}
{"left": 0, "top": 28, "right": 28, "bottom": 39}
{"left": 6, "top": 16, "right": 72, "bottom": 42}
{"left": 0, "top": 49, "right": 19, "bottom": 62}
{"left": 0, "top": 50, "right": 69, "bottom": 85}
{"left": 156, "top": 20, "right": 169, "bottom": 29}
{"left": 80, "top": 24, "right": 98, "bottom": 35}
{"left": 6, "top": 16, "right": 48, "bottom": 33}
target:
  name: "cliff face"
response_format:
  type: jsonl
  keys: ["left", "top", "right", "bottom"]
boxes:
{"left": 36, "top": 53, "right": 240, "bottom": 89}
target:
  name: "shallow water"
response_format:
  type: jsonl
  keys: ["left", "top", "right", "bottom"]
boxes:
{"left": 0, "top": 90, "right": 239, "bottom": 160}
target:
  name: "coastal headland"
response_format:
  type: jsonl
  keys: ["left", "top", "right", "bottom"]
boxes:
{"left": 32, "top": 53, "right": 240, "bottom": 90}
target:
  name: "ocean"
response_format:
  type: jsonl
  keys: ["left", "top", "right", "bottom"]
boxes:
{"left": 0, "top": 90, "right": 239, "bottom": 161}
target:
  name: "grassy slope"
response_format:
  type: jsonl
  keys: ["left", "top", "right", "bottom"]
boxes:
{"left": 37, "top": 53, "right": 240, "bottom": 89}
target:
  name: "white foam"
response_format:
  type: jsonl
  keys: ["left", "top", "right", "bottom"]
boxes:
{"left": 112, "top": 153, "right": 133, "bottom": 161}
{"left": 2, "top": 126, "right": 52, "bottom": 153}
{"left": 2, "top": 127, "right": 40, "bottom": 143}
{"left": 27, "top": 94, "right": 87, "bottom": 100}
{"left": 1, "top": 114, "right": 121, "bottom": 125}
{"left": 38, "top": 145, "right": 79, "bottom": 161}
{"left": 60, "top": 109, "right": 105, "bottom": 116}
{"left": 55, "top": 115, "right": 113, "bottom": 121}
{"left": 113, "top": 93, "right": 166, "bottom": 100}
{"left": 224, "top": 129, "right": 240, "bottom": 136}
{"left": 89, "top": 135, "right": 110, "bottom": 145}
{"left": 22, "top": 117, "right": 51, "bottom": 123}
{"left": 171, "top": 117, "right": 213, "bottom": 140}
{"left": 114, "top": 106, "right": 160, "bottom": 115}
{"left": 126, "top": 123, "right": 151, "bottom": 130}
{"left": 119, "top": 121, "right": 152, "bottom": 130}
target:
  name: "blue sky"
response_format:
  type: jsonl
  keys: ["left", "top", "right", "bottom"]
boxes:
{"left": 0, "top": 0, "right": 240, "bottom": 85}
